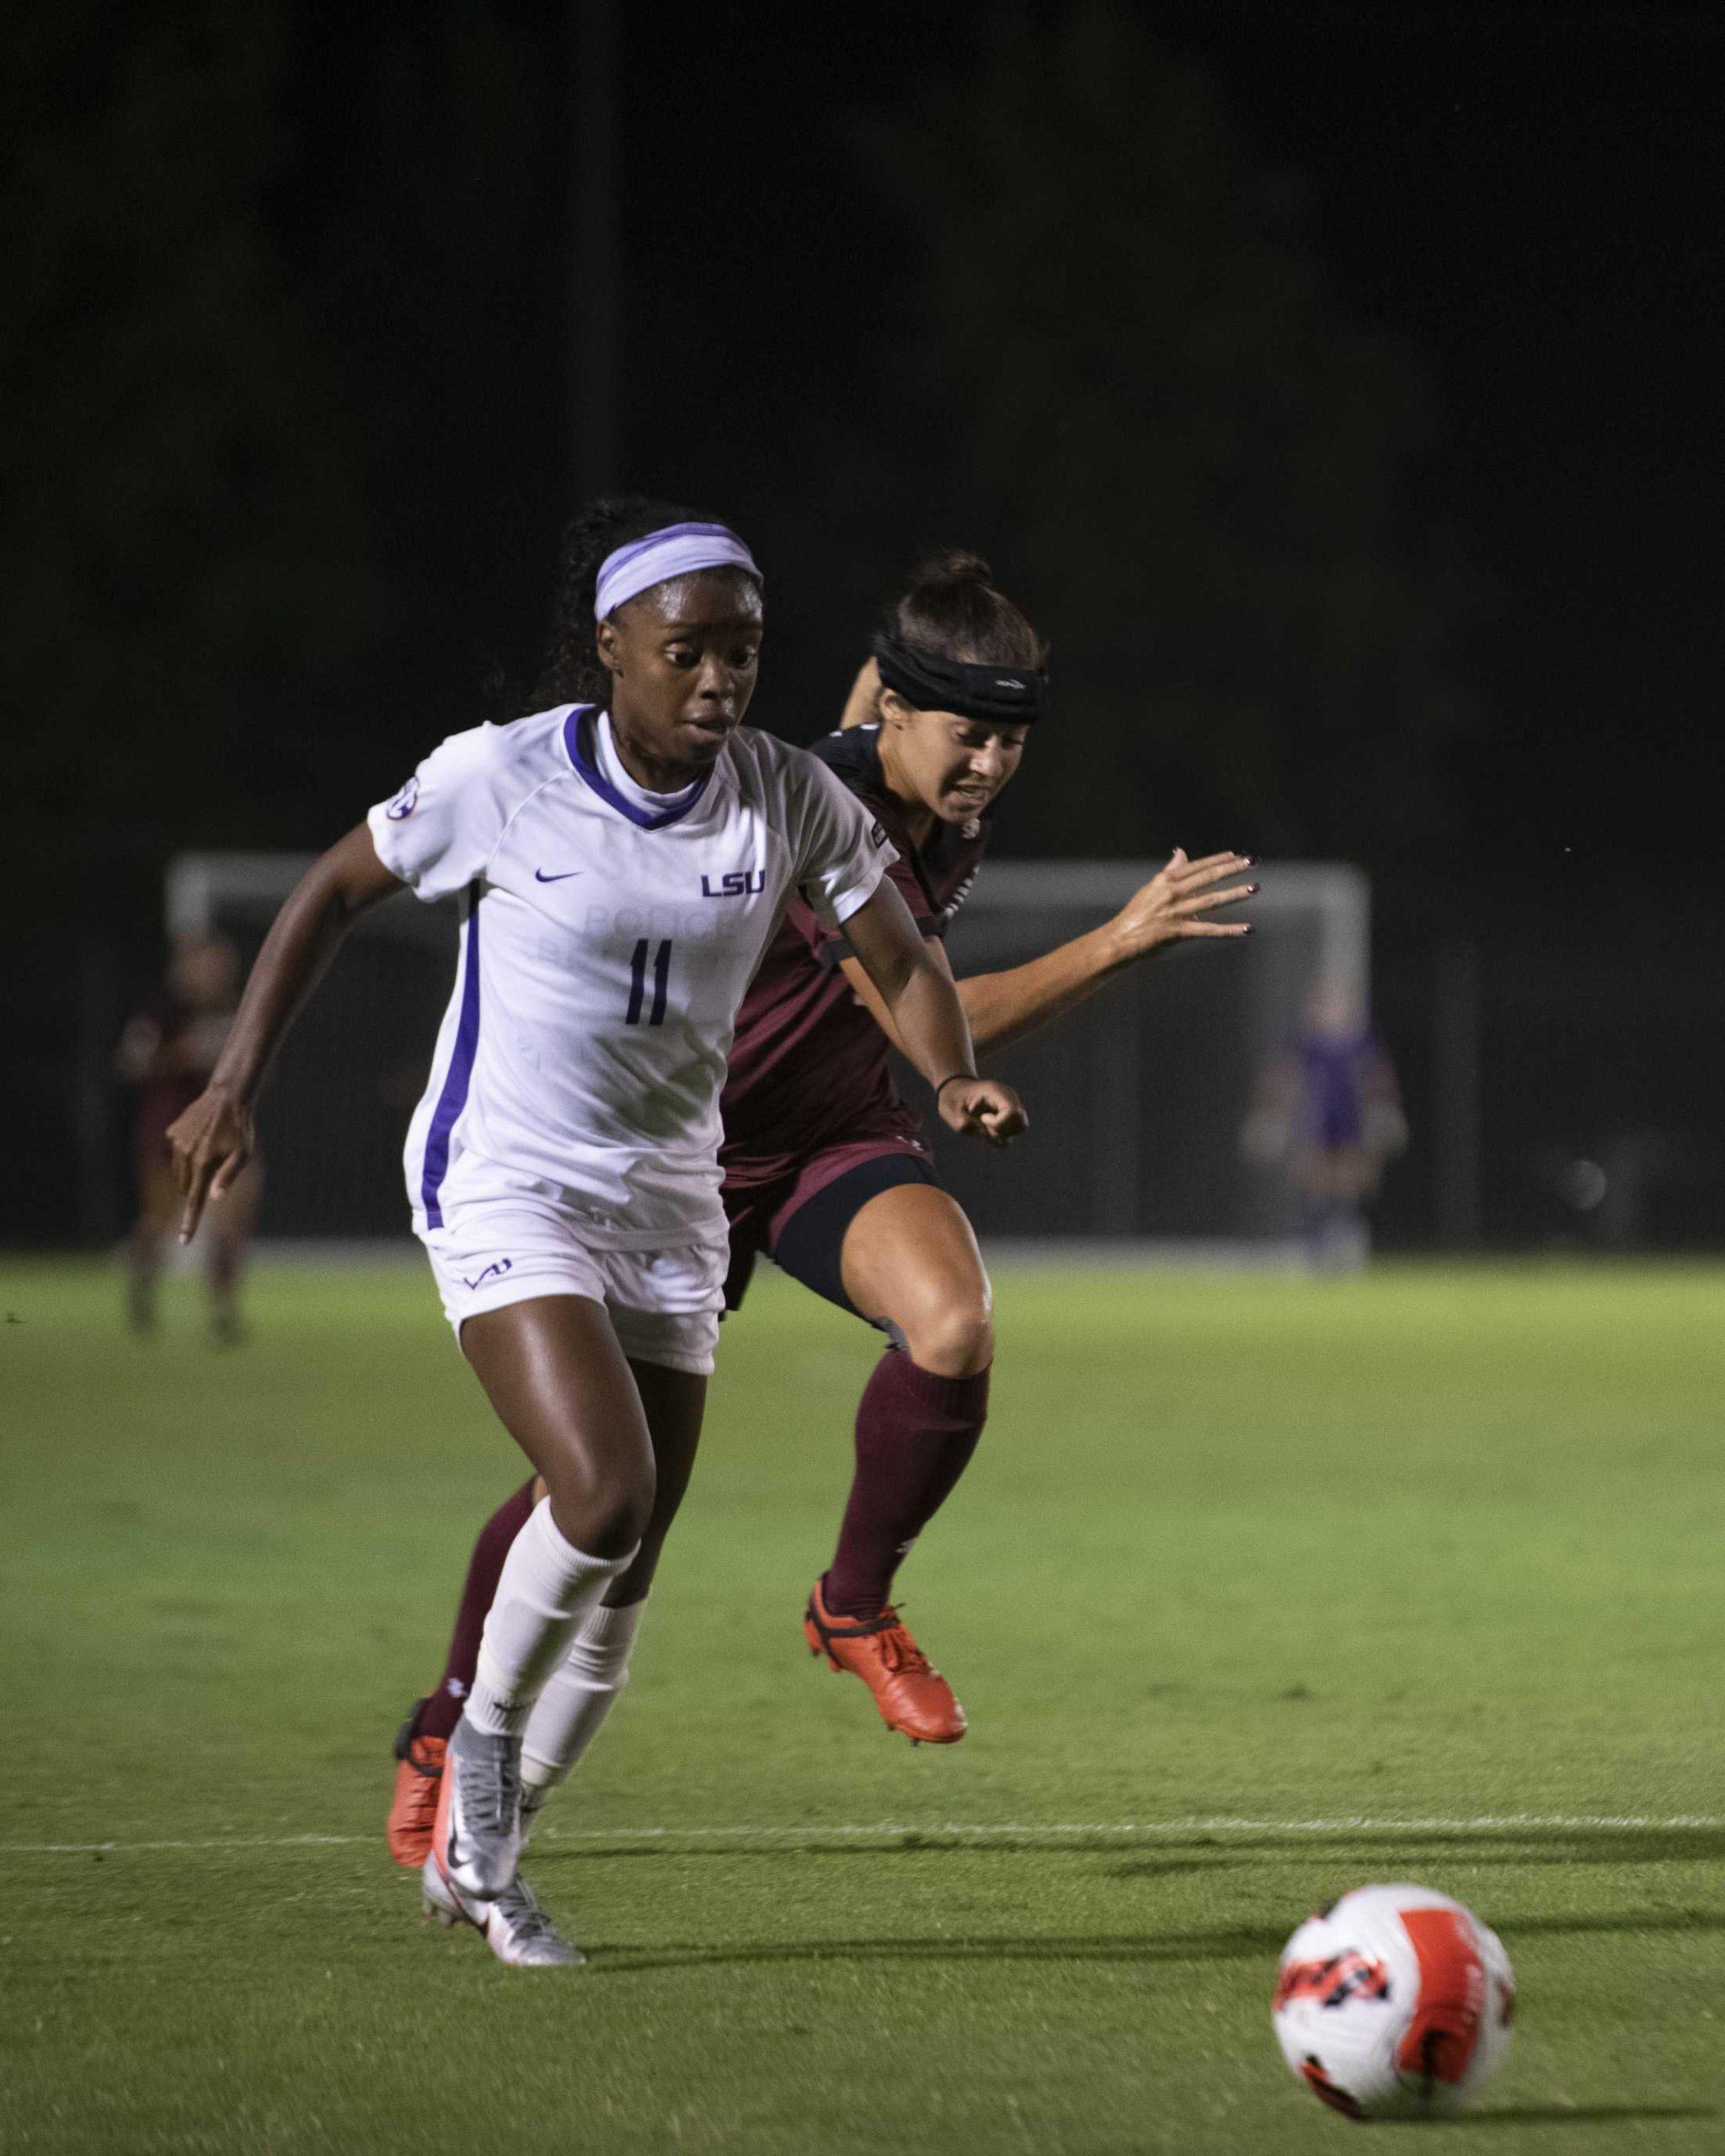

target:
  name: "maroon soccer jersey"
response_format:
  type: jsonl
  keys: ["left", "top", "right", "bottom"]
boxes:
{"left": 718, "top": 724, "right": 989, "bottom": 1187}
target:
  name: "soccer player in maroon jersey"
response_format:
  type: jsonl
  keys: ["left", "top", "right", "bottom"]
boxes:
{"left": 388, "top": 552, "right": 1252, "bottom": 1866}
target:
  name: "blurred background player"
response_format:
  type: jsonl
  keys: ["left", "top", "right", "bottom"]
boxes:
{"left": 1240, "top": 976, "right": 1407, "bottom": 1269}
{"left": 389, "top": 552, "right": 1255, "bottom": 1869}
{"left": 115, "top": 930, "right": 258, "bottom": 1342}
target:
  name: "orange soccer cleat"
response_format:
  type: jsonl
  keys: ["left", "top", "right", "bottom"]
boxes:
{"left": 387, "top": 1702, "right": 447, "bottom": 1868}
{"left": 803, "top": 1578, "right": 967, "bottom": 1745}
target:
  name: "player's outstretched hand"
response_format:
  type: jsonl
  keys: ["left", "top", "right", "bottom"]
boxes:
{"left": 937, "top": 1075, "right": 1028, "bottom": 1150}
{"left": 167, "top": 1084, "right": 254, "bottom": 1243}
{"left": 1112, "top": 849, "right": 1258, "bottom": 960}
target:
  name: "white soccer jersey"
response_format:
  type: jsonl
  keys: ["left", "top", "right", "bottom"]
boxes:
{"left": 367, "top": 705, "right": 895, "bottom": 1248}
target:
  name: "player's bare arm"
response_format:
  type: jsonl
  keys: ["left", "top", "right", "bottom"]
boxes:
{"left": 841, "top": 878, "right": 1027, "bottom": 1147}
{"left": 837, "top": 656, "right": 882, "bottom": 730}
{"left": 840, "top": 848, "right": 1257, "bottom": 1059}
{"left": 167, "top": 825, "right": 403, "bottom": 1241}
{"left": 956, "top": 847, "right": 1258, "bottom": 1052}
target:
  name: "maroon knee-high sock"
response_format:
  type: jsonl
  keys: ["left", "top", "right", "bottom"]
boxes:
{"left": 417, "top": 1479, "right": 537, "bottom": 1740}
{"left": 822, "top": 1352, "right": 991, "bottom": 1619}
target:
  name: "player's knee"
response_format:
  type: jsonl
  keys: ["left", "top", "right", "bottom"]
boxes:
{"left": 545, "top": 1457, "right": 656, "bottom": 1562}
{"left": 563, "top": 1490, "right": 653, "bottom": 1562}
{"left": 593, "top": 1471, "right": 656, "bottom": 1560}
{"left": 900, "top": 1294, "right": 994, "bottom": 1379}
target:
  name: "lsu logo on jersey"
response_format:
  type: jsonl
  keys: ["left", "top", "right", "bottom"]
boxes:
{"left": 699, "top": 868, "right": 766, "bottom": 899}
{"left": 385, "top": 775, "right": 420, "bottom": 820}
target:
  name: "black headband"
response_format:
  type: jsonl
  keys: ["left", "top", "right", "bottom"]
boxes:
{"left": 872, "top": 633, "right": 1048, "bottom": 723}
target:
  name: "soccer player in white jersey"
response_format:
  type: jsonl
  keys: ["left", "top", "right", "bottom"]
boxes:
{"left": 168, "top": 499, "right": 1027, "bottom": 1966}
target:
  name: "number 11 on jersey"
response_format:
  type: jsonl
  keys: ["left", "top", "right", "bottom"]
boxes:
{"left": 625, "top": 938, "right": 671, "bottom": 1027}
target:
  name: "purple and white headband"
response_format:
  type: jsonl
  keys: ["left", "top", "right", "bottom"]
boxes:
{"left": 594, "top": 521, "right": 761, "bottom": 621}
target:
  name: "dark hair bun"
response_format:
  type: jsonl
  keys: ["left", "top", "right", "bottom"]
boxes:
{"left": 910, "top": 549, "right": 995, "bottom": 588}
{"left": 889, "top": 548, "right": 1046, "bottom": 673}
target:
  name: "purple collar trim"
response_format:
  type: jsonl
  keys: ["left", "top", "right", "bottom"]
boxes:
{"left": 563, "top": 707, "right": 712, "bottom": 830}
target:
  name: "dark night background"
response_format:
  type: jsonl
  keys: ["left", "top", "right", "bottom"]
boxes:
{"left": 4, "top": 0, "right": 1721, "bottom": 1249}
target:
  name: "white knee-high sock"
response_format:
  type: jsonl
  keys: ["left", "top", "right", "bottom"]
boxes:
{"left": 467, "top": 1500, "right": 637, "bottom": 1738}
{"left": 521, "top": 1597, "right": 646, "bottom": 1796}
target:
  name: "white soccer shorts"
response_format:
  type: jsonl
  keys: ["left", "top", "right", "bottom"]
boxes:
{"left": 420, "top": 1197, "right": 726, "bottom": 1374}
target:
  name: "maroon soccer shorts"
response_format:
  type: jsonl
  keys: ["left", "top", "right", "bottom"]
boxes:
{"left": 722, "top": 1137, "right": 937, "bottom": 1318}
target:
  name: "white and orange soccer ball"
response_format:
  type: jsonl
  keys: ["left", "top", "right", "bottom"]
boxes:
{"left": 1272, "top": 1884, "right": 1515, "bottom": 2121}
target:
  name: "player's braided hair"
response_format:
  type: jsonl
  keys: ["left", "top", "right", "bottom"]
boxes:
{"left": 888, "top": 550, "right": 1047, "bottom": 674}
{"left": 532, "top": 494, "right": 725, "bottom": 708}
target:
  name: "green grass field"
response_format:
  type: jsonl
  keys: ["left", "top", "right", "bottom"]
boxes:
{"left": 2, "top": 1257, "right": 1721, "bottom": 2153}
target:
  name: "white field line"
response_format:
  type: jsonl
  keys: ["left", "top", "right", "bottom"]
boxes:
{"left": 1, "top": 1813, "right": 1719, "bottom": 1858}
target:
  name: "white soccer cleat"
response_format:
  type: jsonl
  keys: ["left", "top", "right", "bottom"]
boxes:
{"left": 421, "top": 1854, "right": 586, "bottom": 1968}
{"left": 431, "top": 1716, "right": 524, "bottom": 1903}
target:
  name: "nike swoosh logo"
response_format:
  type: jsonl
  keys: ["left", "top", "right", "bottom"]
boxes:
{"left": 534, "top": 868, "right": 582, "bottom": 883}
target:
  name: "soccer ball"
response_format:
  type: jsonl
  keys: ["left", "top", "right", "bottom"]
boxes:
{"left": 1272, "top": 1884, "right": 1514, "bottom": 2121}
